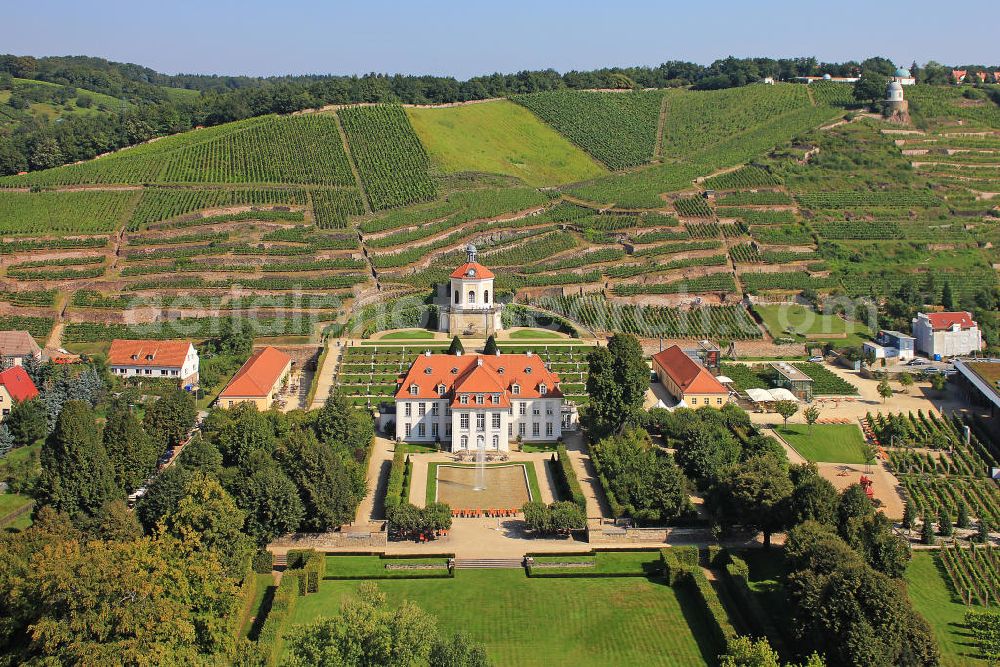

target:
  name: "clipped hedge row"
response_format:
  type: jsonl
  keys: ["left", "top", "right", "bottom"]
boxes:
{"left": 719, "top": 552, "right": 784, "bottom": 651}
{"left": 384, "top": 448, "right": 408, "bottom": 513}
{"left": 255, "top": 575, "right": 298, "bottom": 666}
{"left": 285, "top": 549, "right": 323, "bottom": 596}
{"left": 685, "top": 566, "right": 738, "bottom": 653}
{"left": 552, "top": 445, "right": 587, "bottom": 514}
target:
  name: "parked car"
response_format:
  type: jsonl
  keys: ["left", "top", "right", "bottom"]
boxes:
{"left": 808, "top": 356, "right": 824, "bottom": 363}
{"left": 909, "top": 358, "right": 927, "bottom": 365}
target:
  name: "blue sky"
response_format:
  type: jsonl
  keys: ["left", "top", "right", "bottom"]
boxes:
{"left": 7, "top": 0, "right": 996, "bottom": 78}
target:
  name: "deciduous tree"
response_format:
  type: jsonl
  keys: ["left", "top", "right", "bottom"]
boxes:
{"left": 143, "top": 387, "right": 196, "bottom": 451}
{"left": 103, "top": 398, "right": 157, "bottom": 493}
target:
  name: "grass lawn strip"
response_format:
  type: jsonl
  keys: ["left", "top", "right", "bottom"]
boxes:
{"left": 379, "top": 329, "right": 438, "bottom": 340}
{"left": 285, "top": 569, "right": 719, "bottom": 666}
{"left": 777, "top": 424, "right": 868, "bottom": 463}
{"left": 906, "top": 552, "right": 989, "bottom": 666}
{"left": 323, "top": 556, "right": 452, "bottom": 579}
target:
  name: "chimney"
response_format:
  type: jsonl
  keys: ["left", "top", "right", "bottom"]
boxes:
{"left": 456, "top": 349, "right": 462, "bottom": 357}
{"left": 494, "top": 349, "right": 500, "bottom": 356}
{"left": 476, "top": 357, "right": 483, "bottom": 367}
{"left": 424, "top": 350, "right": 431, "bottom": 357}
{"left": 526, "top": 350, "right": 533, "bottom": 357}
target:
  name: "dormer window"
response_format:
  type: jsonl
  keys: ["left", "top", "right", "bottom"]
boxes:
{"left": 497, "top": 367, "right": 505, "bottom": 375}
{"left": 424, "top": 367, "right": 433, "bottom": 375}
{"left": 450, "top": 367, "right": 459, "bottom": 375}
{"left": 492, "top": 394, "right": 500, "bottom": 404}
{"left": 131, "top": 354, "right": 138, "bottom": 360}
{"left": 460, "top": 395, "right": 469, "bottom": 405}
{"left": 437, "top": 384, "right": 446, "bottom": 396}
{"left": 476, "top": 394, "right": 484, "bottom": 404}
{"left": 146, "top": 354, "right": 154, "bottom": 360}
{"left": 525, "top": 367, "right": 533, "bottom": 374}
{"left": 540, "top": 383, "right": 547, "bottom": 396}
{"left": 409, "top": 384, "right": 419, "bottom": 396}
{"left": 512, "top": 384, "right": 520, "bottom": 395}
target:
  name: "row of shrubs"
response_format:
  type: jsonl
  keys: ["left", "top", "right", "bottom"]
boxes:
{"left": 660, "top": 547, "right": 738, "bottom": 654}
{"left": 383, "top": 448, "right": 408, "bottom": 513}
{"left": 552, "top": 445, "right": 587, "bottom": 514}
{"left": 255, "top": 549, "right": 323, "bottom": 666}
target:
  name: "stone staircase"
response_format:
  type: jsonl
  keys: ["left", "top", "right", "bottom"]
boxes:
{"left": 452, "top": 558, "right": 524, "bottom": 569}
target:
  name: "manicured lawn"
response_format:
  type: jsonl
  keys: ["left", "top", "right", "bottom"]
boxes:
{"left": 324, "top": 556, "right": 452, "bottom": 579}
{"left": 285, "top": 569, "right": 720, "bottom": 666}
{"left": 777, "top": 424, "right": 868, "bottom": 463}
{"left": 239, "top": 573, "right": 274, "bottom": 638}
{"left": 380, "top": 329, "right": 438, "bottom": 340}
{"left": 530, "top": 550, "right": 663, "bottom": 576}
{"left": 400, "top": 443, "right": 439, "bottom": 454}
{"left": 520, "top": 441, "right": 560, "bottom": 453}
{"left": 406, "top": 100, "right": 607, "bottom": 187}
{"left": 906, "top": 552, "right": 987, "bottom": 666}
{"left": 507, "top": 328, "right": 565, "bottom": 339}
{"left": 754, "top": 304, "right": 872, "bottom": 347}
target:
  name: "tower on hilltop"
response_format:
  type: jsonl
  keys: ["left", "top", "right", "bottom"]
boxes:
{"left": 438, "top": 244, "right": 503, "bottom": 337}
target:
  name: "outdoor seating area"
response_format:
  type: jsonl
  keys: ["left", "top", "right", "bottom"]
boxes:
{"left": 451, "top": 508, "right": 520, "bottom": 518}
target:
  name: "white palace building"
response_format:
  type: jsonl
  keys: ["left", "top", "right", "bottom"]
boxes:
{"left": 393, "top": 251, "right": 566, "bottom": 452}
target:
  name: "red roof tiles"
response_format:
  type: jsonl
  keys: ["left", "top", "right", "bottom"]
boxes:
{"left": 925, "top": 311, "right": 977, "bottom": 331}
{"left": 450, "top": 262, "right": 495, "bottom": 280}
{"left": 0, "top": 365, "right": 39, "bottom": 402}
{"left": 108, "top": 340, "right": 193, "bottom": 369}
{"left": 395, "top": 353, "right": 561, "bottom": 403}
{"left": 219, "top": 347, "right": 291, "bottom": 398}
{"left": 651, "top": 345, "right": 727, "bottom": 395}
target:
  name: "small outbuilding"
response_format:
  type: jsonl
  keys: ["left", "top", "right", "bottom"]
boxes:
{"left": 769, "top": 362, "right": 814, "bottom": 401}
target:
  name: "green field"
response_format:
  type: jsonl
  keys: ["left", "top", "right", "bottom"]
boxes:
{"left": 407, "top": 100, "right": 606, "bottom": 186}
{"left": 379, "top": 329, "right": 438, "bottom": 340}
{"left": 777, "top": 424, "right": 868, "bottom": 463}
{"left": 506, "top": 328, "right": 565, "bottom": 339}
{"left": 285, "top": 569, "right": 720, "bottom": 666}
{"left": 754, "top": 304, "right": 872, "bottom": 346}
{"left": 0, "top": 493, "right": 33, "bottom": 519}
{"left": 906, "top": 552, "right": 987, "bottom": 666}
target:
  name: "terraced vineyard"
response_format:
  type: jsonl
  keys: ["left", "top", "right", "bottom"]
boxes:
{"left": 0, "top": 85, "right": 996, "bottom": 354}
{"left": 511, "top": 90, "right": 664, "bottom": 169}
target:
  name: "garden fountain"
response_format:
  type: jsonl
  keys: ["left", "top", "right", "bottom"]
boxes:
{"left": 473, "top": 439, "right": 486, "bottom": 491}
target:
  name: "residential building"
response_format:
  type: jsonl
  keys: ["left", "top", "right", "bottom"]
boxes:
{"left": 953, "top": 359, "right": 1000, "bottom": 423}
{"left": 651, "top": 345, "right": 730, "bottom": 408}
{"left": 0, "top": 365, "right": 39, "bottom": 420}
{"left": 864, "top": 330, "right": 916, "bottom": 362}
{"left": 0, "top": 331, "right": 42, "bottom": 367}
{"left": 770, "top": 362, "right": 814, "bottom": 401}
{"left": 218, "top": 346, "right": 292, "bottom": 410}
{"left": 438, "top": 244, "right": 502, "bottom": 337}
{"left": 911, "top": 312, "right": 983, "bottom": 358}
{"left": 952, "top": 69, "right": 967, "bottom": 83}
{"left": 108, "top": 340, "right": 199, "bottom": 386}
{"left": 394, "top": 351, "right": 564, "bottom": 452}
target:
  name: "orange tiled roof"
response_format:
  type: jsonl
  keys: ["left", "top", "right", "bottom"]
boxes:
{"left": 450, "top": 262, "right": 495, "bottom": 279}
{"left": 395, "top": 353, "right": 561, "bottom": 404}
{"left": 0, "top": 330, "right": 41, "bottom": 358}
{"left": 0, "top": 365, "right": 39, "bottom": 402}
{"left": 219, "top": 346, "right": 291, "bottom": 398}
{"left": 652, "top": 345, "right": 728, "bottom": 395}
{"left": 952, "top": 69, "right": 967, "bottom": 80}
{"left": 925, "top": 311, "right": 977, "bottom": 331}
{"left": 108, "top": 339, "right": 193, "bottom": 368}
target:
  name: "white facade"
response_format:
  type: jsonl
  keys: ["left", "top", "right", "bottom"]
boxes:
{"left": 912, "top": 313, "right": 983, "bottom": 358}
{"left": 109, "top": 344, "right": 199, "bottom": 383}
{"left": 438, "top": 245, "right": 503, "bottom": 336}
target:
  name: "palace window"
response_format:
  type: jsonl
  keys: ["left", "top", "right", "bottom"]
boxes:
{"left": 404, "top": 403, "right": 412, "bottom": 417}
{"left": 492, "top": 413, "right": 501, "bottom": 429}
{"left": 417, "top": 424, "right": 425, "bottom": 437}
{"left": 460, "top": 414, "right": 470, "bottom": 429}
{"left": 519, "top": 402, "right": 526, "bottom": 415}
{"left": 417, "top": 403, "right": 425, "bottom": 417}
{"left": 404, "top": 423, "right": 411, "bottom": 436}
{"left": 508, "top": 423, "right": 513, "bottom": 436}
{"left": 518, "top": 423, "right": 525, "bottom": 436}
{"left": 454, "top": 291, "right": 460, "bottom": 305}
{"left": 461, "top": 435, "right": 468, "bottom": 448}
{"left": 546, "top": 423, "right": 553, "bottom": 437}
{"left": 492, "top": 435, "right": 499, "bottom": 449}
{"left": 468, "top": 290, "right": 476, "bottom": 304}
{"left": 446, "top": 424, "right": 452, "bottom": 436}
{"left": 476, "top": 414, "right": 485, "bottom": 431}
{"left": 431, "top": 403, "right": 440, "bottom": 416}
{"left": 432, "top": 423, "right": 438, "bottom": 437}
{"left": 484, "top": 290, "right": 490, "bottom": 304}
{"left": 532, "top": 423, "right": 540, "bottom": 437}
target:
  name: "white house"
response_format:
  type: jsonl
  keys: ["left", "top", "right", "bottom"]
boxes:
{"left": 107, "top": 339, "right": 200, "bottom": 386}
{"left": 393, "top": 351, "right": 565, "bottom": 452}
{"left": 438, "top": 245, "right": 503, "bottom": 337}
{"left": 911, "top": 312, "right": 983, "bottom": 358}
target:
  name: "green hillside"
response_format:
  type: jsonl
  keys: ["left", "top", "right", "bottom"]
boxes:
{"left": 0, "top": 77, "right": 125, "bottom": 125}
{"left": 406, "top": 99, "right": 606, "bottom": 186}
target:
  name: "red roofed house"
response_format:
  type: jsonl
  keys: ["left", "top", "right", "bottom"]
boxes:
{"left": 912, "top": 311, "right": 983, "bottom": 358}
{"left": 651, "top": 345, "right": 730, "bottom": 409}
{"left": 0, "top": 365, "right": 39, "bottom": 420}
{"left": 394, "top": 351, "right": 565, "bottom": 451}
{"left": 439, "top": 244, "right": 502, "bottom": 337}
{"left": 952, "top": 69, "right": 967, "bottom": 83}
{"left": 218, "top": 346, "right": 292, "bottom": 410}
{"left": 108, "top": 339, "right": 199, "bottom": 387}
